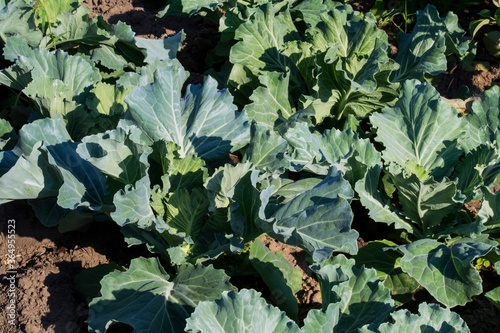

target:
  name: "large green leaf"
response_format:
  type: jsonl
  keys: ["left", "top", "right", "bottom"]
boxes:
{"left": 244, "top": 71, "right": 295, "bottom": 129}
{"left": 126, "top": 60, "right": 249, "bottom": 162}
{"left": 284, "top": 121, "right": 381, "bottom": 182}
{"left": 249, "top": 238, "right": 302, "bottom": 319}
{"left": 462, "top": 85, "right": 500, "bottom": 152}
{"left": 398, "top": 239, "right": 493, "bottom": 307}
{"left": 0, "top": 142, "right": 60, "bottom": 203}
{"left": 185, "top": 257, "right": 464, "bottom": 333}
{"left": 111, "top": 175, "right": 159, "bottom": 231}
{"left": 16, "top": 48, "right": 100, "bottom": 138}
{"left": 88, "top": 257, "right": 235, "bottom": 333}
{"left": 273, "top": 178, "right": 322, "bottom": 204}
{"left": 40, "top": 5, "right": 109, "bottom": 49}
{"left": 303, "top": 255, "right": 467, "bottom": 333}
{"left": 205, "top": 162, "right": 254, "bottom": 210}
{"left": 76, "top": 123, "right": 151, "bottom": 185}
{"left": 185, "top": 289, "right": 301, "bottom": 333}
{"left": 0, "top": 118, "right": 100, "bottom": 227}
{"left": 86, "top": 81, "right": 129, "bottom": 116}
{"left": 285, "top": 122, "right": 354, "bottom": 174}
{"left": 371, "top": 80, "right": 465, "bottom": 180}
{"left": 290, "top": 0, "right": 349, "bottom": 29}
{"left": 18, "top": 117, "right": 72, "bottom": 153}
{"left": 243, "top": 123, "right": 290, "bottom": 172}
{"left": 391, "top": 171, "right": 465, "bottom": 234}
{"left": 165, "top": 188, "right": 209, "bottom": 241}
{"left": 305, "top": 10, "right": 398, "bottom": 122}
{"left": 0, "top": 119, "right": 17, "bottom": 150}
{"left": 265, "top": 169, "right": 358, "bottom": 261}
{"left": 0, "top": 118, "right": 70, "bottom": 203}
{"left": 270, "top": 169, "right": 354, "bottom": 223}
{"left": 284, "top": 121, "right": 324, "bottom": 173}
{"left": 330, "top": 266, "right": 394, "bottom": 331}
{"left": 136, "top": 32, "right": 184, "bottom": 62}
{"left": 476, "top": 188, "right": 500, "bottom": 236}
{"left": 85, "top": 82, "right": 131, "bottom": 133}
{"left": 485, "top": 286, "right": 500, "bottom": 310}
{"left": 0, "top": 62, "right": 32, "bottom": 91}
{"left": 355, "top": 165, "right": 417, "bottom": 235}
{"left": 153, "top": 141, "right": 208, "bottom": 191}
{"left": 3, "top": 34, "right": 32, "bottom": 61}
{"left": 20, "top": 48, "right": 100, "bottom": 103}
{"left": 307, "top": 254, "right": 354, "bottom": 309}
{"left": 0, "top": 0, "right": 43, "bottom": 47}
{"left": 361, "top": 303, "right": 470, "bottom": 333}
{"left": 301, "top": 303, "right": 341, "bottom": 333}
{"left": 24, "top": 78, "right": 95, "bottom": 139}
{"left": 34, "top": 0, "right": 75, "bottom": 28}
{"left": 440, "top": 9, "right": 474, "bottom": 61}
{"left": 452, "top": 146, "right": 499, "bottom": 201}
{"left": 89, "top": 21, "right": 145, "bottom": 70}
{"left": 343, "top": 131, "right": 382, "bottom": 186}
{"left": 229, "top": 2, "right": 299, "bottom": 78}
{"left": 230, "top": 169, "right": 265, "bottom": 242}
{"left": 353, "top": 240, "right": 419, "bottom": 304}
{"left": 390, "top": 5, "right": 448, "bottom": 82}
{"left": 310, "top": 255, "right": 395, "bottom": 332}
{"left": 0, "top": 116, "right": 113, "bottom": 226}
{"left": 46, "top": 141, "right": 110, "bottom": 212}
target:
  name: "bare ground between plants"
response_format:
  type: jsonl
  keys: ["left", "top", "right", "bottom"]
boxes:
{"left": 1, "top": 0, "right": 500, "bottom": 332}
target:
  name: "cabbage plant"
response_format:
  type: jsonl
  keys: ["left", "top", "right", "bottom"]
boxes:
{"left": 0, "top": 0, "right": 498, "bottom": 332}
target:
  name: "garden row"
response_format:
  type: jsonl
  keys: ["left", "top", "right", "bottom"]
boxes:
{"left": 0, "top": 0, "right": 499, "bottom": 332}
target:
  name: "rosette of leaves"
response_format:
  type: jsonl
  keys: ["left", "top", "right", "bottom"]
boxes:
{"left": 0, "top": 0, "right": 183, "bottom": 138}
{"left": 355, "top": 79, "right": 499, "bottom": 308}
{"left": 157, "top": 1, "right": 473, "bottom": 130}
{"left": 226, "top": 1, "right": 399, "bottom": 127}
{"left": 87, "top": 257, "right": 236, "bottom": 333}
{"left": 185, "top": 255, "right": 470, "bottom": 333}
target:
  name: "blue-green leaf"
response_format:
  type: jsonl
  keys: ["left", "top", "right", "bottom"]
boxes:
{"left": 46, "top": 141, "right": 110, "bottom": 212}
{"left": 0, "top": 118, "right": 70, "bottom": 204}
{"left": 126, "top": 60, "right": 249, "bottom": 162}
{"left": 362, "top": 303, "right": 470, "bottom": 333}
{"left": 89, "top": 258, "right": 235, "bottom": 333}
{"left": 244, "top": 71, "right": 295, "bottom": 129}
{"left": 391, "top": 172, "right": 465, "bottom": 234}
{"left": 267, "top": 169, "right": 358, "bottom": 261}
{"left": 310, "top": 255, "right": 395, "bottom": 332}
{"left": 355, "top": 165, "right": 416, "bottom": 234}
{"left": 230, "top": 3, "right": 298, "bottom": 76}
{"left": 243, "top": 123, "right": 290, "bottom": 173}
{"left": 306, "top": 10, "right": 398, "bottom": 121}
{"left": 371, "top": 80, "right": 465, "bottom": 180}
{"left": 398, "top": 239, "right": 493, "bottom": 307}
{"left": 76, "top": 124, "right": 151, "bottom": 185}
{"left": 111, "top": 175, "right": 158, "bottom": 230}
{"left": 390, "top": 5, "right": 448, "bottom": 82}
{"left": 462, "top": 85, "right": 500, "bottom": 152}
{"left": 185, "top": 289, "right": 301, "bottom": 333}
{"left": 485, "top": 286, "right": 500, "bottom": 310}
{"left": 353, "top": 240, "right": 419, "bottom": 304}
{"left": 0, "top": 0, "right": 43, "bottom": 47}
{"left": 477, "top": 188, "right": 500, "bottom": 236}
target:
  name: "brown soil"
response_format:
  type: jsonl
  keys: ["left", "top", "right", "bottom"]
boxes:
{"left": 0, "top": 1, "right": 499, "bottom": 333}
{"left": 84, "top": 0, "right": 220, "bottom": 76}
{"left": 0, "top": 200, "right": 149, "bottom": 333}
{"left": 259, "top": 235, "right": 322, "bottom": 322}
